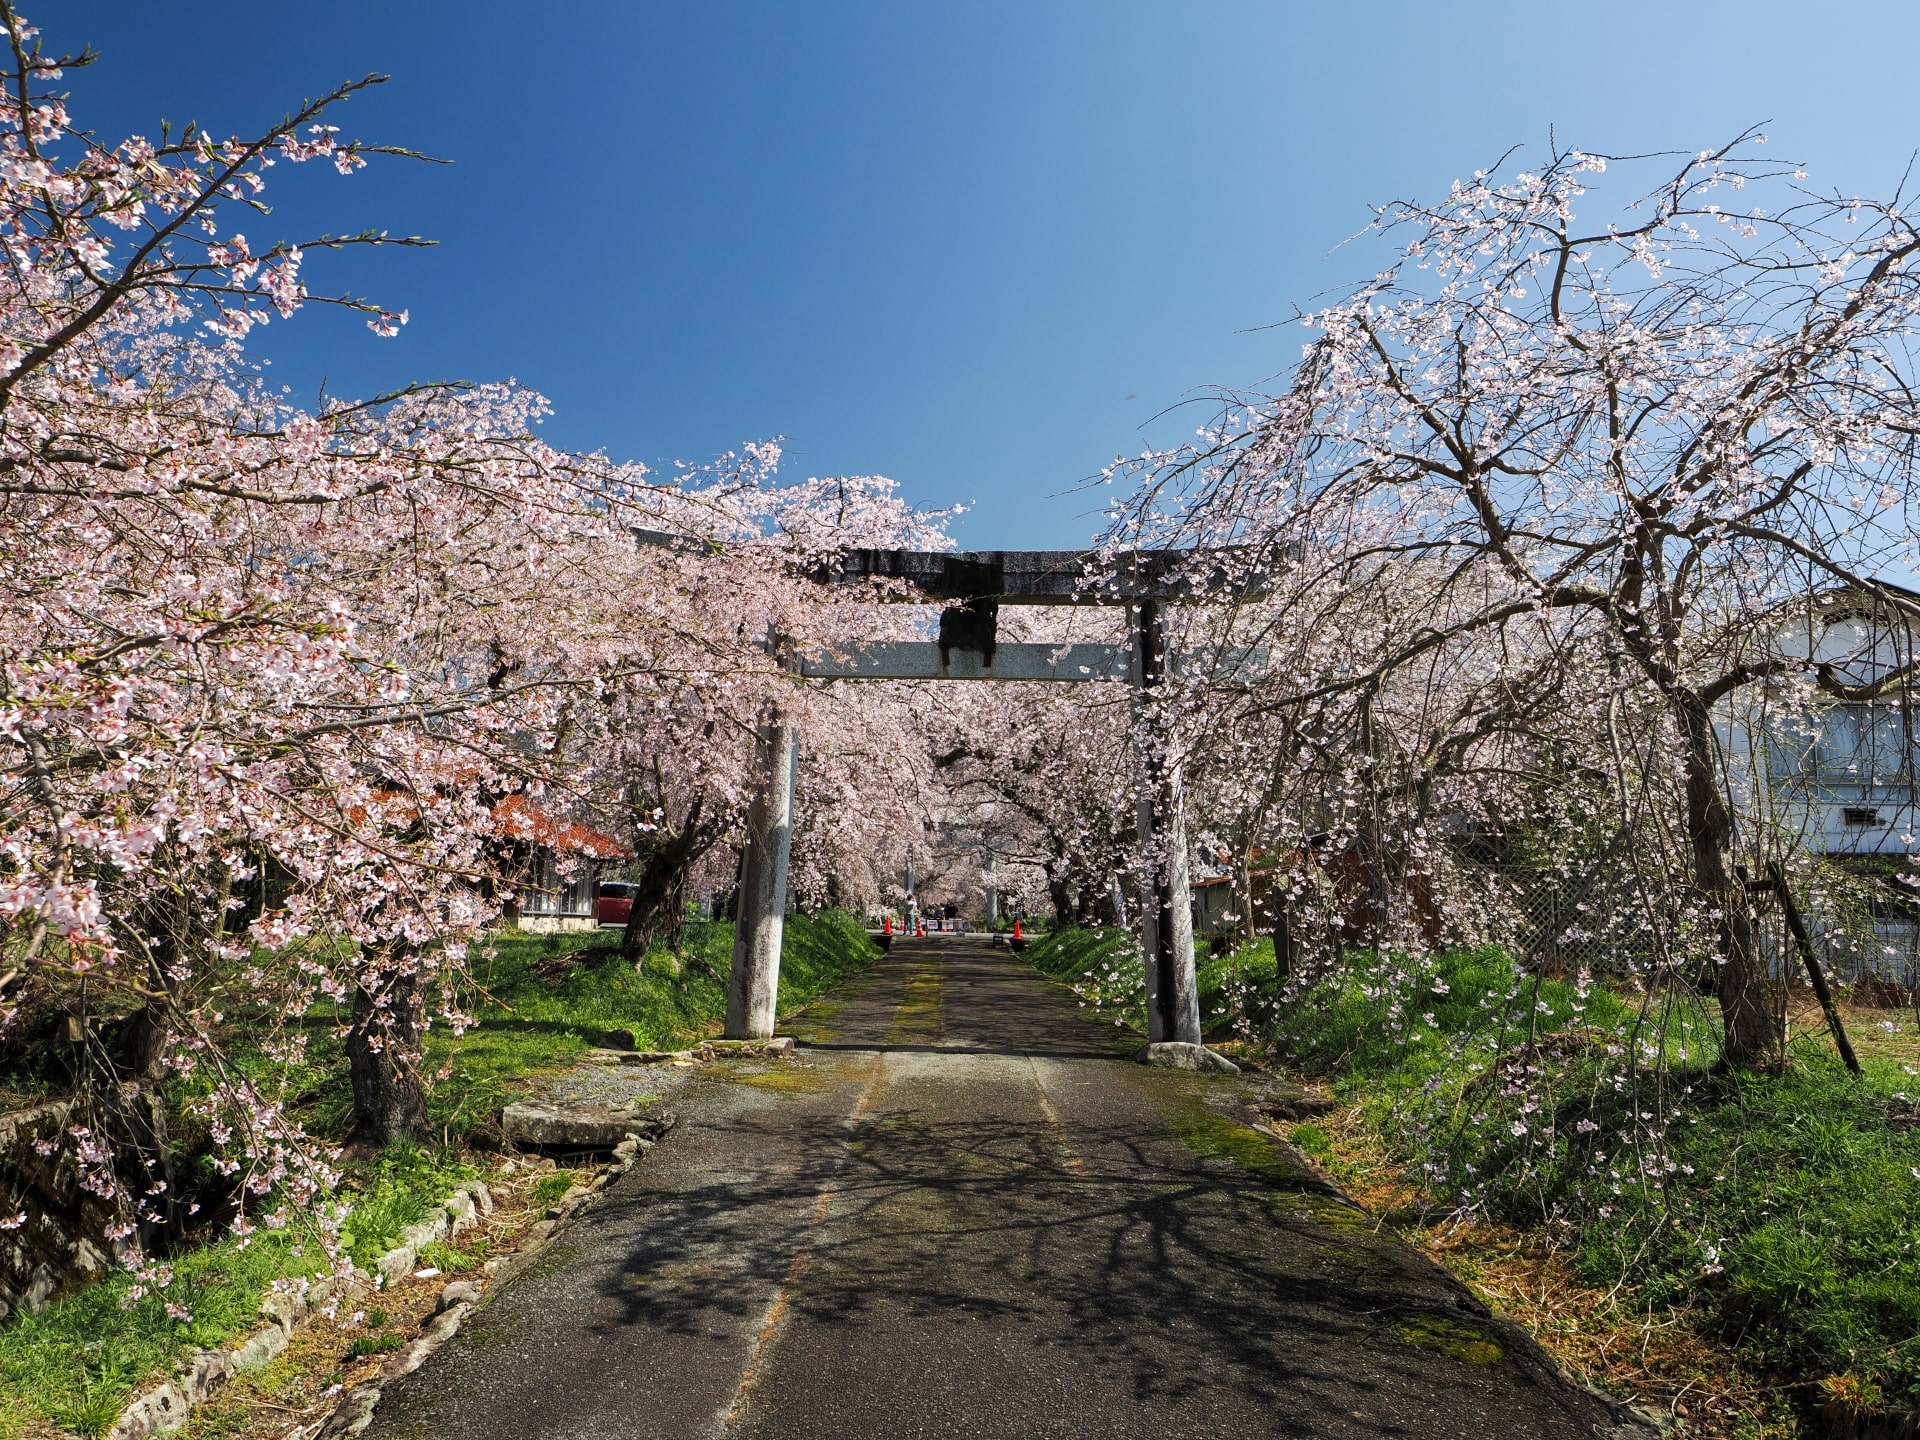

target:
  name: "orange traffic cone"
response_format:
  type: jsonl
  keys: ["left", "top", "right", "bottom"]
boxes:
{"left": 1013, "top": 919, "right": 1022, "bottom": 940}
{"left": 883, "top": 915, "right": 893, "bottom": 935}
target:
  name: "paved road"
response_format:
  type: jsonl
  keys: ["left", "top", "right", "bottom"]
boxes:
{"left": 367, "top": 938, "right": 1646, "bottom": 1439}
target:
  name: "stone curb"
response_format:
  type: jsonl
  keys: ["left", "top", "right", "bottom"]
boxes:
{"left": 367, "top": 1179, "right": 493, "bottom": 1290}
{"left": 102, "top": 1273, "right": 362, "bottom": 1440}
{"left": 95, "top": 1179, "right": 494, "bottom": 1440}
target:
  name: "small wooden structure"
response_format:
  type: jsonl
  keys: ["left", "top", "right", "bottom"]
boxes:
{"left": 494, "top": 795, "right": 629, "bottom": 933}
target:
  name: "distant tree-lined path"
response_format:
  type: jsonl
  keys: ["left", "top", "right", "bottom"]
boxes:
{"left": 366, "top": 937, "right": 1643, "bottom": 1439}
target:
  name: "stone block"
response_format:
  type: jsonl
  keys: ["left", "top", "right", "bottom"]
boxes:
{"left": 185, "top": 1347, "right": 236, "bottom": 1401}
{"left": 106, "top": 1378, "right": 190, "bottom": 1440}
{"left": 373, "top": 1243, "right": 416, "bottom": 1289}
{"left": 433, "top": 1280, "right": 481, "bottom": 1316}
{"left": 503, "top": 1102, "right": 672, "bottom": 1151}
{"left": 443, "top": 1190, "right": 476, "bottom": 1235}
{"left": 1132, "top": 1041, "right": 1241, "bottom": 1074}
{"left": 399, "top": 1211, "right": 447, "bottom": 1251}
{"left": 258, "top": 1287, "right": 307, "bottom": 1331}
{"left": 333, "top": 1382, "right": 383, "bottom": 1437}
{"left": 230, "top": 1322, "right": 288, "bottom": 1373}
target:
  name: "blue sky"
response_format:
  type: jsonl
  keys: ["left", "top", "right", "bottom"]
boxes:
{"left": 68, "top": 1, "right": 1920, "bottom": 547}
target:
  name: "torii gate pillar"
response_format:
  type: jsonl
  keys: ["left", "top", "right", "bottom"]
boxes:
{"left": 726, "top": 719, "right": 799, "bottom": 1040}
{"left": 1134, "top": 598, "right": 1202, "bottom": 1045}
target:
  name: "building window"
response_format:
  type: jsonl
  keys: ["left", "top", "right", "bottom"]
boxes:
{"left": 1767, "top": 701, "right": 1920, "bottom": 793}
{"left": 1843, "top": 806, "right": 1883, "bottom": 827}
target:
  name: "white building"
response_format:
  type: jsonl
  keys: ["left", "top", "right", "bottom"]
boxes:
{"left": 1733, "top": 584, "right": 1920, "bottom": 985}
{"left": 1744, "top": 585, "right": 1920, "bottom": 858}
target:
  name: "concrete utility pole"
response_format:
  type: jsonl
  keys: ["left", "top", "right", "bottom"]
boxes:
{"left": 1133, "top": 599, "right": 1201, "bottom": 1044}
{"left": 726, "top": 720, "right": 799, "bottom": 1040}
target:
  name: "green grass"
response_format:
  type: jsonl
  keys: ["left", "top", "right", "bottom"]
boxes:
{"left": 1572, "top": 1060, "right": 1920, "bottom": 1419}
{"left": 1025, "top": 926, "right": 1145, "bottom": 1029}
{"left": 428, "top": 912, "right": 877, "bottom": 1145}
{"left": 529, "top": 1171, "right": 575, "bottom": 1210}
{"left": 0, "top": 911, "right": 880, "bottom": 1438}
{"left": 773, "top": 909, "right": 884, "bottom": 1011}
{"left": 0, "top": 1143, "right": 475, "bottom": 1440}
{"left": 257, "top": 913, "right": 877, "bottom": 1154}
{"left": 333, "top": 1147, "right": 477, "bottom": 1269}
{"left": 1024, "top": 927, "right": 1286, "bottom": 1042}
{"left": 0, "top": 1227, "right": 327, "bottom": 1439}
{"left": 343, "top": 1330, "right": 404, "bottom": 1361}
{"left": 1267, "top": 941, "right": 1920, "bottom": 1428}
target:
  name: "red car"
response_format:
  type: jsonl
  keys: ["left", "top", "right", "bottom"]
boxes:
{"left": 596, "top": 881, "right": 636, "bottom": 926}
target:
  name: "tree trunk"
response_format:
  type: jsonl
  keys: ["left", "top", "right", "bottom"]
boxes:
{"left": 621, "top": 795, "right": 719, "bottom": 966}
{"left": 1047, "top": 874, "right": 1073, "bottom": 928}
{"left": 344, "top": 950, "right": 430, "bottom": 1155}
{"left": 1677, "top": 694, "right": 1778, "bottom": 1069}
{"left": 621, "top": 834, "right": 703, "bottom": 967}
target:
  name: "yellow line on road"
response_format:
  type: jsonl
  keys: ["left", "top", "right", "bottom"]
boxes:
{"left": 1027, "top": 1056, "right": 1086, "bottom": 1176}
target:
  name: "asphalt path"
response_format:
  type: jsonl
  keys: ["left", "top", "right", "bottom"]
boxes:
{"left": 366, "top": 937, "right": 1648, "bottom": 1439}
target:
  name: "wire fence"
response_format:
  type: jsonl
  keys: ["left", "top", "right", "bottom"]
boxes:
{"left": 1452, "top": 846, "right": 1920, "bottom": 1007}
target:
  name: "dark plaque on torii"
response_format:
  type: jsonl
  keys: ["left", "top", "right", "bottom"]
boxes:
{"left": 724, "top": 546, "right": 1266, "bottom": 1057}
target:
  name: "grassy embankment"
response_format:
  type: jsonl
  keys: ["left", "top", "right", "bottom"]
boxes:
{"left": 1024, "top": 925, "right": 1285, "bottom": 1043}
{"left": 0, "top": 911, "right": 879, "bottom": 1440}
{"left": 1027, "top": 926, "right": 1920, "bottom": 1439}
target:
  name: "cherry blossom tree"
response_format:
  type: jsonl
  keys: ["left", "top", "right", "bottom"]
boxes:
{"left": 1114, "top": 135, "right": 1920, "bottom": 1068}
{"left": 923, "top": 675, "right": 1137, "bottom": 926}
{"left": 0, "top": 2, "right": 952, "bottom": 1308}
{"left": 553, "top": 463, "right": 955, "bottom": 960}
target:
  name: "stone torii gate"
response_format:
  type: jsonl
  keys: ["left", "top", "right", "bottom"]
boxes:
{"left": 724, "top": 547, "right": 1257, "bottom": 1052}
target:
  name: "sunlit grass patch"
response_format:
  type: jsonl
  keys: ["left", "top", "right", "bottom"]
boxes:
{"left": 0, "top": 1225, "right": 328, "bottom": 1440}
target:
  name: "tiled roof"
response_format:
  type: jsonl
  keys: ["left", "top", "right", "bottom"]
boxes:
{"left": 494, "top": 794, "right": 631, "bottom": 860}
